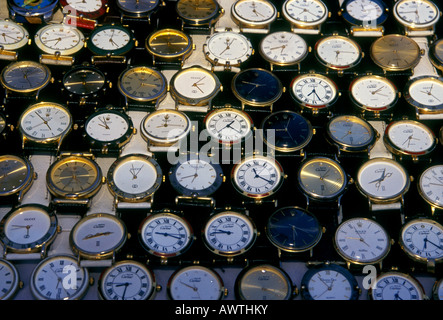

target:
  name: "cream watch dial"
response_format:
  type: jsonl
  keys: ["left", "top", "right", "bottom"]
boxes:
{"left": 315, "top": 36, "right": 362, "bottom": 70}
{"left": 141, "top": 110, "right": 191, "bottom": 144}
{"left": 334, "top": 217, "right": 390, "bottom": 264}
{"left": 259, "top": 31, "right": 308, "bottom": 67}
{"left": 404, "top": 76, "right": 443, "bottom": 113}
{"left": 204, "top": 32, "right": 253, "bottom": 66}
{"left": 232, "top": 0, "right": 277, "bottom": 25}
{"left": 394, "top": 0, "right": 440, "bottom": 28}
{"left": 282, "top": 0, "right": 328, "bottom": 27}
{"left": 371, "top": 272, "right": 424, "bottom": 300}
{"left": 350, "top": 75, "right": 398, "bottom": 111}
{"left": 418, "top": 165, "right": 443, "bottom": 210}
{"left": 205, "top": 108, "right": 252, "bottom": 144}
{"left": 0, "top": 19, "right": 29, "bottom": 51}
{"left": 34, "top": 24, "right": 85, "bottom": 55}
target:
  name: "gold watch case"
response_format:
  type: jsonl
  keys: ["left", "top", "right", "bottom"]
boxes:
{"left": 0, "top": 154, "right": 35, "bottom": 201}
{"left": 145, "top": 28, "right": 193, "bottom": 65}
{"left": 176, "top": 0, "right": 223, "bottom": 27}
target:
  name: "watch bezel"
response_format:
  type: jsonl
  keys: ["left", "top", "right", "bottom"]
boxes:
{"left": 1, "top": 60, "right": 51, "bottom": 94}
{"left": 369, "top": 272, "right": 425, "bottom": 300}
{"left": 0, "top": 154, "right": 34, "bottom": 198}
{"left": 418, "top": 165, "right": 443, "bottom": 210}
{"left": 429, "top": 38, "right": 443, "bottom": 71}
{"left": 259, "top": 31, "right": 309, "bottom": 67}
{"left": 117, "top": 0, "right": 160, "bottom": 17}
{"left": 87, "top": 24, "right": 135, "bottom": 56}
{"left": 62, "top": 64, "right": 107, "bottom": 98}
{"left": 341, "top": 0, "right": 389, "bottom": 27}
{"left": 290, "top": 73, "right": 339, "bottom": 109}
{"left": 0, "top": 258, "right": 20, "bottom": 300}
{"left": 145, "top": 28, "right": 193, "bottom": 60}
{"left": 0, "top": 19, "right": 30, "bottom": 51}
{"left": 59, "top": 0, "right": 109, "bottom": 20}
{"left": 282, "top": 0, "right": 329, "bottom": 28}
{"left": 403, "top": 75, "right": 443, "bottom": 114}
{"left": 393, "top": 0, "right": 441, "bottom": 29}
{"left": 314, "top": 35, "right": 363, "bottom": 70}
{"left": 176, "top": 0, "right": 222, "bottom": 26}
{"left": 231, "top": 0, "right": 278, "bottom": 28}
{"left": 203, "top": 31, "right": 253, "bottom": 67}
{"left": 34, "top": 23, "right": 85, "bottom": 56}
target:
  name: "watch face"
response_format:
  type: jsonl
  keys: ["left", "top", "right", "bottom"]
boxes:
{"left": 343, "top": 0, "right": 387, "bottom": 26}
{"left": 231, "top": 155, "right": 284, "bottom": 199}
{"left": 204, "top": 32, "right": 253, "bottom": 67}
{"left": 176, "top": 0, "right": 220, "bottom": 23}
{"left": 30, "top": 255, "right": 89, "bottom": 300}
{"left": 204, "top": 108, "right": 253, "bottom": 144}
{"left": 46, "top": 154, "right": 103, "bottom": 199}
{"left": 371, "top": 272, "right": 424, "bottom": 300}
{"left": 0, "top": 154, "right": 34, "bottom": 197}
{"left": 167, "top": 266, "right": 224, "bottom": 300}
{"left": 203, "top": 210, "right": 257, "bottom": 257}
{"left": 430, "top": 38, "right": 443, "bottom": 71}
{"left": 266, "top": 206, "right": 322, "bottom": 253}
{"left": 62, "top": 65, "right": 106, "bottom": 96}
{"left": 0, "top": 259, "right": 20, "bottom": 300}
{"left": 0, "top": 204, "right": 58, "bottom": 253}
{"left": 232, "top": 68, "right": 282, "bottom": 107}
{"left": 232, "top": 0, "right": 277, "bottom": 26}
{"left": 140, "top": 109, "right": 191, "bottom": 145}
{"left": 298, "top": 157, "right": 347, "bottom": 200}
{"left": 315, "top": 36, "right": 362, "bottom": 70}
{"left": 383, "top": 120, "right": 437, "bottom": 157}
{"left": 418, "top": 165, "right": 443, "bottom": 210}
{"left": 0, "top": 19, "right": 29, "bottom": 51}
{"left": 334, "top": 217, "right": 390, "bottom": 265}
{"left": 99, "top": 260, "right": 156, "bottom": 300}
{"left": 168, "top": 157, "right": 223, "bottom": 197}
{"left": 70, "top": 213, "right": 127, "bottom": 258}
{"left": 236, "top": 264, "right": 293, "bottom": 300}
{"left": 138, "top": 212, "right": 193, "bottom": 258}
{"left": 118, "top": 66, "right": 167, "bottom": 103}
{"left": 146, "top": 29, "right": 192, "bottom": 59}
{"left": 117, "top": 0, "right": 159, "bottom": 14}
{"left": 107, "top": 154, "right": 162, "bottom": 202}
{"left": 349, "top": 75, "right": 398, "bottom": 111}
{"left": 433, "top": 279, "right": 443, "bottom": 300}
{"left": 290, "top": 73, "right": 339, "bottom": 109}
{"left": 88, "top": 24, "right": 134, "bottom": 56}
{"left": 370, "top": 34, "right": 421, "bottom": 71}
{"left": 400, "top": 218, "right": 443, "bottom": 263}
{"left": 356, "top": 158, "right": 409, "bottom": 201}
{"left": 282, "top": 0, "right": 329, "bottom": 27}
{"left": 170, "top": 66, "right": 221, "bottom": 105}
{"left": 326, "top": 115, "right": 377, "bottom": 152}
{"left": 301, "top": 264, "right": 360, "bottom": 300}
{"left": 34, "top": 24, "right": 85, "bottom": 56}
{"left": 19, "top": 102, "right": 72, "bottom": 144}
{"left": 61, "top": 0, "right": 107, "bottom": 17}
{"left": 394, "top": 0, "right": 440, "bottom": 28}
{"left": 85, "top": 109, "right": 134, "bottom": 145}
{"left": 10, "top": 0, "right": 58, "bottom": 10}
{"left": 261, "top": 110, "right": 313, "bottom": 152}
{"left": 404, "top": 76, "right": 443, "bottom": 113}
{"left": 1, "top": 60, "right": 51, "bottom": 93}
{"left": 259, "top": 31, "right": 308, "bottom": 67}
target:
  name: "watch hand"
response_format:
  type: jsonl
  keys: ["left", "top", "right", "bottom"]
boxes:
{"left": 217, "top": 120, "right": 235, "bottom": 132}
{"left": 114, "top": 282, "right": 131, "bottom": 287}
{"left": 209, "top": 229, "right": 233, "bottom": 235}
{"left": 34, "top": 111, "right": 52, "bottom": 131}
{"left": 154, "top": 232, "right": 182, "bottom": 240}
{"left": 423, "top": 237, "right": 443, "bottom": 250}
{"left": 82, "top": 232, "right": 114, "bottom": 240}
{"left": 179, "top": 280, "right": 198, "bottom": 292}
{"left": 192, "top": 83, "right": 205, "bottom": 93}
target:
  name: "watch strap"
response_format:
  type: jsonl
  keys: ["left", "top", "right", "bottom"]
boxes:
{"left": 214, "top": 0, "right": 240, "bottom": 33}
{"left": 367, "top": 120, "right": 393, "bottom": 159}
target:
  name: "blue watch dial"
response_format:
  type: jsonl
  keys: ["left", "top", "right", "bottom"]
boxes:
{"left": 10, "top": 0, "right": 58, "bottom": 10}
{"left": 266, "top": 206, "right": 322, "bottom": 253}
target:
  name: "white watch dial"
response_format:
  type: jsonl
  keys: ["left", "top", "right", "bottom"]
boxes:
{"left": 141, "top": 110, "right": 190, "bottom": 144}
{"left": 291, "top": 74, "right": 338, "bottom": 107}
{"left": 282, "top": 0, "right": 328, "bottom": 26}
{"left": 232, "top": 0, "right": 277, "bottom": 24}
{"left": 385, "top": 120, "right": 436, "bottom": 155}
{"left": 0, "top": 19, "right": 29, "bottom": 51}
{"left": 35, "top": 24, "right": 84, "bottom": 55}
{"left": 335, "top": 217, "right": 390, "bottom": 264}
{"left": 315, "top": 36, "right": 361, "bottom": 69}
{"left": 85, "top": 111, "right": 130, "bottom": 142}
{"left": 205, "top": 108, "right": 252, "bottom": 143}
{"left": 0, "top": 259, "right": 20, "bottom": 300}
{"left": 172, "top": 68, "right": 217, "bottom": 99}
{"left": 394, "top": 0, "right": 440, "bottom": 28}
{"left": 205, "top": 32, "right": 252, "bottom": 65}
{"left": 345, "top": 0, "right": 384, "bottom": 21}
{"left": 259, "top": 31, "right": 308, "bottom": 66}
{"left": 64, "top": 0, "right": 103, "bottom": 13}
{"left": 91, "top": 27, "right": 130, "bottom": 51}
{"left": 406, "top": 76, "right": 443, "bottom": 110}
{"left": 350, "top": 75, "right": 398, "bottom": 110}
{"left": 418, "top": 165, "right": 443, "bottom": 209}
{"left": 371, "top": 272, "right": 424, "bottom": 300}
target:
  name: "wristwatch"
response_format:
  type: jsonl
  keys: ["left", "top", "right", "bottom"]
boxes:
{"left": 169, "top": 65, "right": 222, "bottom": 112}
{"left": 30, "top": 255, "right": 90, "bottom": 300}
{"left": 18, "top": 102, "right": 73, "bottom": 154}
{"left": 300, "top": 263, "right": 360, "bottom": 300}
{"left": 0, "top": 154, "right": 36, "bottom": 205}
{"left": 0, "top": 259, "right": 21, "bottom": 300}
{"left": 339, "top": 0, "right": 388, "bottom": 37}
{"left": 281, "top": 0, "right": 330, "bottom": 34}
{"left": 314, "top": 35, "right": 363, "bottom": 75}
{"left": 117, "top": 65, "right": 168, "bottom": 110}
{"left": 145, "top": 28, "right": 193, "bottom": 69}
{"left": 138, "top": 209, "right": 194, "bottom": 260}
{"left": 333, "top": 217, "right": 391, "bottom": 268}
{"left": 258, "top": 31, "right": 309, "bottom": 72}
{"left": 370, "top": 34, "right": 423, "bottom": 75}
{"left": 231, "top": 155, "right": 285, "bottom": 203}
{"left": 176, "top": 0, "right": 224, "bottom": 34}
{"left": 46, "top": 152, "right": 104, "bottom": 212}
{"left": 403, "top": 75, "right": 443, "bottom": 119}
{"left": 167, "top": 265, "right": 226, "bottom": 300}
{"left": 289, "top": 72, "right": 340, "bottom": 116}
{"left": 202, "top": 208, "right": 257, "bottom": 258}
{"left": 60, "top": 0, "right": 109, "bottom": 30}
{"left": 1, "top": 60, "right": 52, "bottom": 101}
{"left": 326, "top": 115, "right": 378, "bottom": 157}
{"left": 0, "top": 204, "right": 59, "bottom": 260}
{"left": 231, "top": 68, "right": 283, "bottom": 112}
{"left": 83, "top": 107, "right": 135, "bottom": 157}
{"left": 349, "top": 74, "right": 400, "bottom": 120}
{"left": 265, "top": 206, "right": 323, "bottom": 258}
{"left": 429, "top": 38, "right": 443, "bottom": 74}
{"left": 7, "top": 0, "right": 59, "bottom": 24}
{"left": 106, "top": 153, "right": 163, "bottom": 210}
{"left": 369, "top": 271, "right": 425, "bottom": 300}
{"left": 433, "top": 278, "right": 443, "bottom": 300}
{"left": 231, "top": 0, "right": 278, "bottom": 34}
{"left": 98, "top": 260, "right": 158, "bottom": 300}
{"left": 70, "top": 213, "right": 127, "bottom": 264}
{"left": 203, "top": 31, "right": 254, "bottom": 72}
{"left": 417, "top": 164, "right": 443, "bottom": 216}
{"left": 260, "top": 110, "right": 314, "bottom": 155}
{"left": 235, "top": 264, "right": 296, "bottom": 300}
{"left": 393, "top": 0, "right": 441, "bottom": 36}
{"left": 399, "top": 217, "right": 443, "bottom": 272}
{"left": 140, "top": 109, "right": 191, "bottom": 152}
{"left": 117, "top": 0, "right": 161, "bottom": 29}
{"left": 0, "top": 19, "right": 30, "bottom": 61}
{"left": 168, "top": 155, "right": 224, "bottom": 206}
{"left": 34, "top": 23, "right": 86, "bottom": 66}
{"left": 383, "top": 119, "right": 437, "bottom": 162}
{"left": 87, "top": 23, "right": 136, "bottom": 65}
